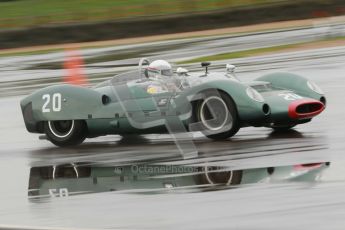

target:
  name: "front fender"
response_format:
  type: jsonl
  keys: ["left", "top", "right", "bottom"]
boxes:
{"left": 256, "top": 72, "right": 325, "bottom": 102}
{"left": 176, "top": 79, "right": 268, "bottom": 122}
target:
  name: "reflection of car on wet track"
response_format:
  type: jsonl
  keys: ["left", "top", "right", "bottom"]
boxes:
{"left": 28, "top": 162, "right": 330, "bottom": 199}
{"left": 20, "top": 58, "right": 326, "bottom": 147}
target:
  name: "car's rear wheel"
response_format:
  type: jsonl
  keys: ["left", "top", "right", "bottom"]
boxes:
{"left": 195, "top": 91, "right": 240, "bottom": 140}
{"left": 44, "top": 120, "right": 87, "bottom": 147}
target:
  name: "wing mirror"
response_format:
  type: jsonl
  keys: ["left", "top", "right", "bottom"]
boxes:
{"left": 226, "top": 64, "right": 240, "bottom": 82}
{"left": 201, "top": 62, "right": 211, "bottom": 74}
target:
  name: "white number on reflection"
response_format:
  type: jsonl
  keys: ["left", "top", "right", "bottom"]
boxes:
{"left": 59, "top": 188, "right": 69, "bottom": 197}
{"left": 48, "top": 188, "right": 69, "bottom": 197}
{"left": 48, "top": 188, "right": 57, "bottom": 197}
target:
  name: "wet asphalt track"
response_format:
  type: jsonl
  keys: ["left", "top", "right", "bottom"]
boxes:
{"left": 0, "top": 27, "right": 345, "bottom": 229}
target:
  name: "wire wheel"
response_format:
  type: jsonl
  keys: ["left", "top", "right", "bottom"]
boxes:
{"left": 45, "top": 120, "right": 87, "bottom": 147}
{"left": 196, "top": 91, "right": 240, "bottom": 140}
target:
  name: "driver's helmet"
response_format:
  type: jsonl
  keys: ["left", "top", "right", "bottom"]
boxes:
{"left": 147, "top": 60, "right": 173, "bottom": 81}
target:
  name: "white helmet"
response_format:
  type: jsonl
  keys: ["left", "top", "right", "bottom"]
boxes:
{"left": 147, "top": 60, "right": 173, "bottom": 80}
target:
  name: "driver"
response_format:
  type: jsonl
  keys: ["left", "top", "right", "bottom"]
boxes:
{"left": 146, "top": 60, "right": 180, "bottom": 94}
{"left": 146, "top": 60, "right": 173, "bottom": 81}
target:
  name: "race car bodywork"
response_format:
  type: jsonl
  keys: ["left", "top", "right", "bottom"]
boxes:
{"left": 20, "top": 59, "right": 326, "bottom": 146}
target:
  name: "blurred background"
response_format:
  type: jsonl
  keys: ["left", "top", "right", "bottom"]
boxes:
{"left": 1, "top": 1, "right": 345, "bottom": 229}
{"left": 0, "top": 0, "right": 344, "bottom": 48}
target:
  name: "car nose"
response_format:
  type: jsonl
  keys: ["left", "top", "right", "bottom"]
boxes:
{"left": 288, "top": 99, "right": 325, "bottom": 119}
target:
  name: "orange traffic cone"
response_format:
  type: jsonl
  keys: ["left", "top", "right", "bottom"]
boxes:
{"left": 63, "top": 48, "right": 88, "bottom": 86}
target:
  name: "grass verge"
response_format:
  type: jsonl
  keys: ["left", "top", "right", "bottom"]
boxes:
{"left": 0, "top": 0, "right": 283, "bottom": 29}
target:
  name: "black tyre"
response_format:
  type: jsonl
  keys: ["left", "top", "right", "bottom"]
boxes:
{"left": 195, "top": 91, "right": 240, "bottom": 140}
{"left": 44, "top": 120, "right": 87, "bottom": 147}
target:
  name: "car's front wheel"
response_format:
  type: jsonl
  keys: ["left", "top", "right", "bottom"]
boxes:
{"left": 44, "top": 120, "right": 87, "bottom": 147}
{"left": 195, "top": 91, "right": 240, "bottom": 140}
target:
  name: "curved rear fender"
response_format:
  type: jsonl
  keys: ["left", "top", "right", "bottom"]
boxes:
{"left": 20, "top": 84, "right": 105, "bottom": 122}
{"left": 180, "top": 79, "right": 268, "bottom": 122}
{"left": 256, "top": 73, "right": 325, "bottom": 101}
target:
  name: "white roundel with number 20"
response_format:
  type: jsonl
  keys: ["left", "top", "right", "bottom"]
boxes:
{"left": 278, "top": 93, "right": 303, "bottom": 101}
{"left": 42, "top": 93, "right": 62, "bottom": 113}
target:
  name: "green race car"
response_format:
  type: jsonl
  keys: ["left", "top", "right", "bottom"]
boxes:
{"left": 20, "top": 58, "right": 326, "bottom": 147}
